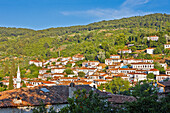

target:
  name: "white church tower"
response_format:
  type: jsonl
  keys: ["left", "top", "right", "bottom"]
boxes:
{"left": 16, "top": 65, "right": 21, "bottom": 88}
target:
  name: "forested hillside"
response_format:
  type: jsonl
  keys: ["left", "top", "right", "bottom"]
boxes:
{"left": 0, "top": 13, "right": 170, "bottom": 60}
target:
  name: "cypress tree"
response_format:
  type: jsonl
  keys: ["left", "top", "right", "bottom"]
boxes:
{"left": 4, "top": 63, "right": 9, "bottom": 75}
{"left": 8, "top": 71, "right": 14, "bottom": 90}
{"left": 9, "top": 60, "right": 16, "bottom": 90}
{"left": 11, "top": 60, "right": 16, "bottom": 77}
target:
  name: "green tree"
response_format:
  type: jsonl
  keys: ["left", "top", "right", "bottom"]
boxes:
{"left": 65, "top": 63, "right": 72, "bottom": 68}
{"left": 154, "top": 62, "right": 165, "bottom": 74}
{"left": 78, "top": 72, "right": 85, "bottom": 77}
{"left": 131, "top": 82, "right": 157, "bottom": 98}
{"left": 64, "top": 68, "right": 74, "bottom": 75}
{"left": 147, "top": 73, "right": 155, "bottom": 80}
{"left": 11, "top": 60, "right": 16, "bottom": 77}
{"left": 154, "top": 47, "right": 162, "bottom": 54}
{"left": 4, "top": 63, "right": 9, "bottom": 75}
{"left": 105, "top": 78, "right": 130, "bottom": 94}
{"left": 43, "top": 42, "right": 49, "bottom": 49}
{"left": 60, "top": 89, "right": 113, "bottom": 113}
{"left": 130, "top": 46, "right": 137, "bottom": 52}
{"left": 8, "top": 72, "right": 14, "bottom": 90}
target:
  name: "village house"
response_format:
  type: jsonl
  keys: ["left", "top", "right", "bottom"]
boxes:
{"left": 93, "top": 79, "right": 107, "bottom": 85}
{"left": 105, "top": 58, "right": 113, "bottom": 65}
{"left": 123, "top": 59, "right": 142, "bottom": 64}
{"left": 110, "top": 55, "right": 120, "bottom": 59}
{"left": 99, "top": 74, "right": 109, "bottom": 79}
{"left": 107, "top": 68, "right": 119, "bottom": 75}
{"left": 72, "top": 54, "right": 85, "bottom": 61}
{"left": 51, "top": 67, "right": 66, "bottom": 73}
{"left": 96, "top": 63, "right": 105, "bottom": 70}
{"left": 43, "top": 60, "right": 50, "bottom": 66}
{"left": 120, "top": 49, "right": 132, "bottom": 54}
{"left": 61, "top": 57, "right": 71, "bottom": 61}
{"left": 156, "top": 74, "right": 170, "bottom": 81}
{"left": 127, "top": 44, "right": 135, "bottom": 47}
{"left": 47, "top": 64, "right": 63, "bottom": 69}
{"left": 49, "top": 58, "right": 60, "bottom": 62}
{"left": 113, "top": 74, "right": 130, "bottom": 81}
{"left": 131, "top": 62, "right": 154, "bottom": 70}
{"left": 146, "top": 48, "right": 154, "bottom": 54}
{"left": 39, "top": 68, "right": 49, "bottom": 74}
{"left": 52, "top": 73, "right": 65, "bottom": 77}
{"left": 166, "top": 69, "right": 170, "bottom": 75}
{"left": 82, "top": 61, "right": 100, "bottom": 68}
{"left": 77, "top": 67, "right": 97, "bottom": 75}
{"left": 108, "top": 63, "right": 122, "bottom": 69}
{"left": 148, "top": 69, "right": 160, "bottom": 75}
{"left": 88, "top": 75, "right": 100, "bottom": 80}
{"left": 142, "top": 59, "right": 154, "bottom": 63}
{"left": 118, "top": 68, "right": 136, "bottom": 74}
{"left": 29, "top": 60, "right": 43, "bottom": 67}
{"left": 28, "top": 80, "right": 43, "bottom": 86}
{"left": 42, "top": 81, "right": 56, "bottom": 86}
{"left": 164, "top": 44, "right": 170, "bottom": 49}
{"left": 0, "top": 84, "right": 108, "bottom": 112}
{"left": 105, "top": 58, "right": 121, "bottom": 65}
{"left": 147, "top": 36, "right": 159, "bottom": 41}
{"left": 105, "top": 77, "right": 113, "bottom": 81}
{"left": 127, "top": 73, "right": 147, "bottom": 82}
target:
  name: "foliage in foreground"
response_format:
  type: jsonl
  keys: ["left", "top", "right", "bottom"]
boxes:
{"left": 60, "top": 89, "right": 113, "bottom": 113}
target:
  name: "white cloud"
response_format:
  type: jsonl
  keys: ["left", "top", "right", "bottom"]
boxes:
{"left": 121, "top": 0, "right": 149, "bottom": 7}
{"left": 60, "top": 0, "right": 151, "bottom": 20}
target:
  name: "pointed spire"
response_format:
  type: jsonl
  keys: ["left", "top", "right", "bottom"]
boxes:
{"left": 16, "top": 64, "right": 21, "bottom": 88}
{"left": 17, "top": 65, "right": 20, "bottom": 73}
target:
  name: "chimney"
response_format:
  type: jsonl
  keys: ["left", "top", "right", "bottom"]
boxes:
{"left": 69, "top": 82, "right": 76, "bottom": 98}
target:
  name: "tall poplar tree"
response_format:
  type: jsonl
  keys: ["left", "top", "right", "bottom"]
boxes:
{"left": 8, "top": 71, "right": 14, "bottom": 90}
{"left": 4, "top": 63, "right": 9, "bottom": 75}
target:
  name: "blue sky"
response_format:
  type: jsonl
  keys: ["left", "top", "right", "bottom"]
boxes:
{"left": 0, "top": 0, "right": 169, "bottom": 30}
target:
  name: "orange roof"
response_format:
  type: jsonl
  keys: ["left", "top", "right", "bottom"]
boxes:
{"left": 43, "top": 81, "right": 56, "bottom": 84}
{"left": 119, "top": 68, "right": 136, "bottom": 70}
{"left": 128, "top": 73, "right": 147, "bottom": 75}
{"left": 149, "top": 69, "right": 159, "bottom": 71}
{"left": 149, "top": 36, "right": 158, "bottom": 37}
{"left": 131, "top": 62, "right": 153, "bottom": 64}
{"left": 156, "top": 74, "right": 170, "bottom": 76}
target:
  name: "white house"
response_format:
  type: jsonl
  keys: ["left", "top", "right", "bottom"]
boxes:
{"left": 148, "top": 69, "right": 159, "bottom": 75}
{"left": 61, "top": 57, "right": 71, "bottom": 61}
{"left": 118, "top": 68, "right": 136, "bottom": 74}
{"left": 29, "top": 60, "right": 43, "bottom": 67}
{"left": 105, "top": 58, "right": 121, "bottom": 65}
{"left": 105, "top": 58, "right": 113, "bottom": 65}
{"left": 142, "top": 59, "right": 154, "bottom": 63}
{"left": 147, "top": 36, "right": 159, "bottom": 41}
{"left": 51, "top": 68, "right": 66, "bottom": 73}
{"left": 82, "top": 61, "right": 100, "bottom": 68}
{"left": 42, "top": 81, "right": 56, "bottom": 86}
{"left": 146, "top": 48, "right": 154, "bottom": 54}
{"left": 164, "top": 44, "right": 170, "bottom": 49}
{"left": 127, "top": 73, "right": 147, "bottom": 82}
{"left": 72, "top": 54, "right": 85, "bottom": 61}
{"left": 110, "top": 55, "right": 120, "bottom": 59}
{"left": 120, "top": 49, "right": 132, "bottom": 54}
{"left": 156, "top": 74, "right": 170, "bottom": 81}
{"left": 131, "top": 62, "right": 154, "bottom": 70}
{"left": 39, "top": 68, "right": 49, "bottom": 74}
{"left": 52, "top": 73, "right": 65, "bottom": 77}
{"left": 123, "top": 59, "right": 142, "bottom": 64}
{"left": 166, "top": 69, "right": 170, "bottom": 75}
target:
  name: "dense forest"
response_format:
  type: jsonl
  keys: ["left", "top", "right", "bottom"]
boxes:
{"left": 0, "top": 13, "right": 170, "bottom": 77}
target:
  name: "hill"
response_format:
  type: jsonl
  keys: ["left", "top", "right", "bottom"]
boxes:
{"left": 0, "top": 13, "right": 170, "bottom": 60}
